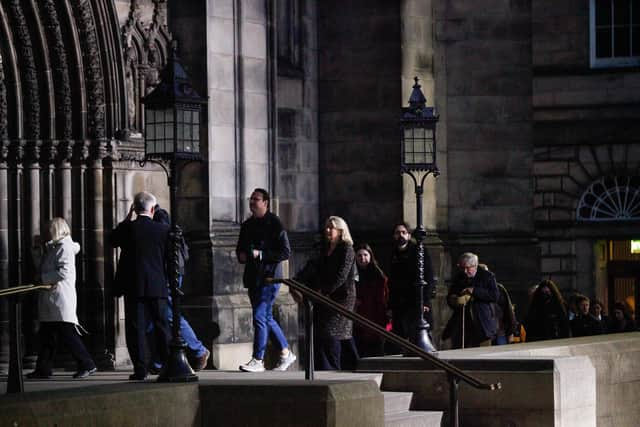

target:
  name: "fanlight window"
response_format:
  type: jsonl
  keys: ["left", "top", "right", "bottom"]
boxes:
{"left": 577, "top": 176, "right": 640, "bottom": 221}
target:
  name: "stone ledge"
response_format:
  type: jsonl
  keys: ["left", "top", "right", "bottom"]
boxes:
{"left": 198, "top": 380, "right": 383, "bottom": 427}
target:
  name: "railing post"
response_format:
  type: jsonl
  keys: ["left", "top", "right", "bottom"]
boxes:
{"left": 448, "top": 373, "right": 460, "bottom": 427}
{"left": 303, "top": 298, "right": 314, "bottom": 380}
{"left": 7, "top": 296, "right": 24, "bottom": 393}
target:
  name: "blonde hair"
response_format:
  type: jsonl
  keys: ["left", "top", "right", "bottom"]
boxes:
{"left": 48, "top": 217, "right": 71, "bottom": 242}
{"left": 326, "top": 216, "right": 353, "bottom": 246}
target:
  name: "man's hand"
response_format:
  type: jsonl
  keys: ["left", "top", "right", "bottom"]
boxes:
{"left": 126, "top": 203, "right": 136, "bottom": 221}
{"left": 461, "top": 287, "right": 474, "bottom": 295}
{"left": 237, "top": 251, "right": 248, "bottom": 264}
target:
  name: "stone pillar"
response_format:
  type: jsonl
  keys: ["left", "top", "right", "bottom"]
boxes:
{"left": 434, "top": 0, "right": 539, "bottom": 325}
{"left": 400, "top": 1, "right": 450, "bottom": 344}
{"left": 163, "top": 0, "right": 299, "bottom": 368}
{"left": 84, "top": 156, "right": 114, "bottom": 368}
{"left": 22, "top": 148, "right": 40, "bottom": 365}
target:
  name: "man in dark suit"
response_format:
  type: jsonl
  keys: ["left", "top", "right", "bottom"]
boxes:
{"left": 112, "top": 191, "right": 171, "bottom": 380}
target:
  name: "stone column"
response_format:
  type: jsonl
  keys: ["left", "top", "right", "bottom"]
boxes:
{"left": 84, "top": 154, "right": 113, "bottom": 368}
{"left": 400, "top": 0, "right": 449, "bottom": 346}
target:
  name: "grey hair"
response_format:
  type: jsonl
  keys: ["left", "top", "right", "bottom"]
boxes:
{"left": 458, "top": 252, "right": 479, "bottom": 267}
{"left": 326, "top": 215, "right": 353, "bottom": 246}
{"left": 133, "top": 191, "right": 157, "bottom": 214}
{"left": 48, "top": 217, "right": 71, "bottom": 242}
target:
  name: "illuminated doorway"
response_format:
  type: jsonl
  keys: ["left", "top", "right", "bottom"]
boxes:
{"left": 606, "top": 240, "right": 640, "bottom": 318}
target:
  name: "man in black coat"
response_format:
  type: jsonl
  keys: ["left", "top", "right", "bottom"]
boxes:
{"left": 443, "top": 252, "right": 499, "bottom": 348}
{"left": 570, "top": 295, "right": 604, "bottom": 337}
{"left": 112, "top": 191, "right": 171, "bottom": 380}
{"left": 388, "top": 222, "right": 435, "bottom": 346}
{"left": 236, "top": 188, "right": 295, "bottom": 372}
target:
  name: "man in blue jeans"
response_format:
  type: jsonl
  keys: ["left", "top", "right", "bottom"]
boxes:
{"left": 236, "top": 188, "right": 296, "bottom": 372}
{"left": 149, "top": 206, "right": 210, "bottom": 372}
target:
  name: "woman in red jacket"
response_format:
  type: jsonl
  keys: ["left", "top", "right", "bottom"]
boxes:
{"left": 353, "top": 243, "right": 389, "bottom": 357}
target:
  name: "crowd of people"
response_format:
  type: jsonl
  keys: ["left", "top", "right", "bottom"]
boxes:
{"left": 25, "top": 188, "right": 639, "bottom": 379}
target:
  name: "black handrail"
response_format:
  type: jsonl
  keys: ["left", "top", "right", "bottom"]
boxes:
{"left": 0, "top": 284, "right": 53, "bottom": 393}
{"left": 272, "top": 278, "right": 501, "bottom": 427}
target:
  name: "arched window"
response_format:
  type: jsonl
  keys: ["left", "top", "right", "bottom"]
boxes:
{"left": 577, "top": 176, "right": 640, "bottom": 221}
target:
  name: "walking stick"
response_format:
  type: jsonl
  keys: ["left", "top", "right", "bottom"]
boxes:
{"left": 461, "top": 301, "right": 466, "bottom": 350}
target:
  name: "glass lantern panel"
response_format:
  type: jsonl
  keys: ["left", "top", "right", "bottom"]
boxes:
{"left": 147, "top": 122, "right": 155, "bottom": 140}
{"left": 403, "top": 127, "right": 414, "bottom": 164}
{"left": 193, "top": 111, "right": 200, "bottom": 125}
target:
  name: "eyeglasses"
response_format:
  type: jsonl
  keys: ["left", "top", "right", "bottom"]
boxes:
{"left": 248, "top": 197, "right": 264, "bottom": 202}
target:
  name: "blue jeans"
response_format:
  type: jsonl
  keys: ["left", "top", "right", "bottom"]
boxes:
{"left": 167, "top": 296, "right": 208, "bottom": 357}
{"left": 248, "top": 283, "right": 288, "bottom": 360}
{"left": 493, "top": 334, "right": 508, "bottom": 346}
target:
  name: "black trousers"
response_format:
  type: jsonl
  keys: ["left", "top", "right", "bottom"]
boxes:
{"left": 35, "top": 321, "right": 95, "bottom": 375}
{"left": 124, "top": 297, "right": 170, "bottom": 376}
{"left": 314, "top": 336, "right": 342, "bottom": 370}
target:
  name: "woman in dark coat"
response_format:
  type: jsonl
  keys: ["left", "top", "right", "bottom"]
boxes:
{"left": 353, "top": 243, "right": 389, "bottom": 357}
{"left": 296, "top": 215, "right": 356, "bottom": 370}
{"left": 524, "top": 279, "right": 571, "bottom": 342}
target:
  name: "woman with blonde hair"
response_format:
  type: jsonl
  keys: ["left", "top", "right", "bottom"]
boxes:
{"left": 295, "top": 215, "right": 357, "bottom": 370}
{"left": 27, "top": 217, "right": 96, "bottom": 379}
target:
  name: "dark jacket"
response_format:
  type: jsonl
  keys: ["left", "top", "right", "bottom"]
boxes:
{"left": 495, "top": 283, "right": 517, "bottom": 338}
{"left": 443, "top": 268, "right": 499, "bottom": 346}
{"left": 236, "top": 211, "right": 291, "bottom": 289}
{"left": 111, "top": 215, "right": 170, "bottom": 298}
{"left": 153, "top": 207, "right": 189, "bottom": 276}
{"left": 524, "top": 294, "right": 571, "bottom": 342}
{"left": 570, "top": 313, "right": 605, "bottom": 337}
{"left": 296, "top": 242, "right": 356, "bottom": 340}
{"left": 355, "top": 265, "right": 389, "bottom": 343}
{"left": 388, "top": 241, "right": 435, "bottom": 310}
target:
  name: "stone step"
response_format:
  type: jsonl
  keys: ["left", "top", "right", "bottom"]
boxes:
{"left": 385, "top": 410, "right": 443, "bottom": 427}
{"left": 382, "top": 391, "right": 414, "bottom": 414}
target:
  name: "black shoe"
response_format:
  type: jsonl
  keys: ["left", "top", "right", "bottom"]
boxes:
{"left": 73, "top": 367, "right": 97, "bottom": 379}
{"left": 26, "top": 371, "right": 51, "bottom": 379}
{"left": 129, "top": 373, "right": 147, "bottom": 381}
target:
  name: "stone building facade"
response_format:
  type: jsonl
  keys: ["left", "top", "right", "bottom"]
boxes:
{"left": 1, "top": 0, "right": 639, "bottom": 367}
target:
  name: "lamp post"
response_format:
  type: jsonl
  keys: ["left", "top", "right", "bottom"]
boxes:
{"left": 400, "top": 77, "right": 439, "bottom": 353}
{"left": 142, "top": 40, "right": 205, "bottom": 382}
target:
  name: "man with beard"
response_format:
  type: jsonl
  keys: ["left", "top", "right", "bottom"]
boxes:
{"left": 387, "top": 222, "right": 435, "bottom": 348}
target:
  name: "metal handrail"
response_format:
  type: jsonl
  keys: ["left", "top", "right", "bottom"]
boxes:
{"left": 1, "top": 284, "right": 53, "bottom": 394}
{"left": 272, "top": 277, "right": 501, "bottom": 427}
{"left": 0, "top": 284, "right": 53, "bottom": 297}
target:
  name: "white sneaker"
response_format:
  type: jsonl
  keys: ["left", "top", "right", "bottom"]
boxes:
{"left": 273, "top": 352, "right": 297, "bottom": 371}
{"left": 239, "top": 358, "right": 265, "bottom": 372}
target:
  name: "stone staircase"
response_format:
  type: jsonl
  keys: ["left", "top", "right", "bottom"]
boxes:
{"left": 314, "top": 371, "right": 442, "bottom": 426}
{"left": 382, "top": 390, "right": 443, "bottom": 427}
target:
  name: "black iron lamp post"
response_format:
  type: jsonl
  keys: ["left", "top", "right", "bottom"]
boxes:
{"left": 143, "top": 40, "right": 205, "bottom": 382}
{"left": 400, "top": 76, "right": 439, "bottom": 353}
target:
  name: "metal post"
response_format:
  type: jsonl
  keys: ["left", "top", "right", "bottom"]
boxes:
{"left": 7, "top": 296, "right": 24, "bottom": 393}
{"left": 303, "top": 298, "right": 314, "bottom": 380}
{"left": 158, "top": 159, "right": 197, "bottom": 382}
{"left": 448, "top": 373, "right": 460, "bottom": 427}
{"left": 413, "top": 178, "right": 436, "bottom": 353}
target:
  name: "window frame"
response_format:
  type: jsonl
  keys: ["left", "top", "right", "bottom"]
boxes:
{"left": 589, "top": 0, "right": 640, "bottom": 68}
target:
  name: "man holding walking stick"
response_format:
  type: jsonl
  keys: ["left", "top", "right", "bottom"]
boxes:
{"left": 442, "top": 253, "right": 499, "bottom": 349}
